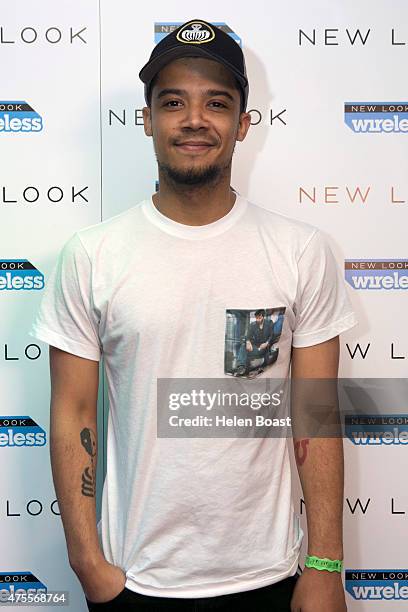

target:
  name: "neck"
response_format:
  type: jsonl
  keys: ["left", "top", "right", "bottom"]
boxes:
{"left": 152, "top": 168, "right": 236, "bottom": 226}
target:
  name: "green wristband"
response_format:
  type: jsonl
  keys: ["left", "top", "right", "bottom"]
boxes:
{"left": 305, "top": 555, "right": 343, "bottom": 573}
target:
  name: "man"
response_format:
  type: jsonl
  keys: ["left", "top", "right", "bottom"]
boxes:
{"left": 243, "top": 309, "right": 275, "bottom": 373}
{"left": 29, "top": 18, "right": 357, "bottom": 611}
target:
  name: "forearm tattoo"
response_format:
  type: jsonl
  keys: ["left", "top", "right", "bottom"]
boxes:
{"left": 80, "top": 428, "right": 97, "bottom": 497}
{"left": 294, "top": 438, "right": 310, "bottom": 467}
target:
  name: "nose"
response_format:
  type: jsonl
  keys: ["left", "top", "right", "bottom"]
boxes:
{"left": 181, "top": 101, "right": 209, "bottom": 131}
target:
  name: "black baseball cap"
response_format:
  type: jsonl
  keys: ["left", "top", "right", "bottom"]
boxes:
{"left": 139, "top": 19, "right": 249, "bottom": 111}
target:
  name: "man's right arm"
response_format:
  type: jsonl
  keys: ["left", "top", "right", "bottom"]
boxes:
{"left": 49, "top": 346, "right": 126, "bottom": 603}
{"left": 49, "top": 345, "right": 103, "bottom": 570}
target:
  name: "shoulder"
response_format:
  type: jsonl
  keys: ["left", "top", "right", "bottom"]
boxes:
{"left": 77, "top": 200, "right": 145, "bottom": 242}
{"left": 243, "top": 197, "right": 321, "bottom": 260}
{"left": 70, "top": 200, "right": 147, "bottom": 257}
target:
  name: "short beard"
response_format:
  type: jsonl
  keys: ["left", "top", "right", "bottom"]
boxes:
{"left": 157, "top": 160, "right": 227, "bottom": 188}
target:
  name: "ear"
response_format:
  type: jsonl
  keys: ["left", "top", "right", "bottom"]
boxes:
{"left": 236, "top": 111, "right": 251, "bottom": 142}
{"left": 143, "top": 106, "right": 152, "bottom": 137}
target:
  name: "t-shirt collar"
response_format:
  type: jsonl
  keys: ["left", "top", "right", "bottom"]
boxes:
{"left": 141, "top": 191, "right": 247, "bottom": 240}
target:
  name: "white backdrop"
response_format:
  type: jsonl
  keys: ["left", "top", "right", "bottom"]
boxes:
{"left": 1, "top": 0, "right": 407, "bottom": 609}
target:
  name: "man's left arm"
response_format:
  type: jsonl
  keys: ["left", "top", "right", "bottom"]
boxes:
{"left": 289, "top": 335, "right": 347, "bottom": 612}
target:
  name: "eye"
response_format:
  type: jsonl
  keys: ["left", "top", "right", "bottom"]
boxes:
{"left": 163, "top": 100, "right": 183, "bottom": 108}
{"left": 209, "top": 101, "right": 227, "bottom": 108}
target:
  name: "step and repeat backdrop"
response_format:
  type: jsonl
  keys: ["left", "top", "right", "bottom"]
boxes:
{"left": 1, "top": 0, "right": 407, "bottom": 609}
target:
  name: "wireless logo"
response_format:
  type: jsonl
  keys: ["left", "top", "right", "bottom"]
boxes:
{"left": 0, "top": 260, "right": 44, "bottom": 290}
{"left": 346, "top": 570, "right": 408, "bottom": 600}
{"left": 0, "top": 101, "right": 43, "bottom": 132}
{"left": 346, "top": 414, "right": 408, "bottom": 445}
{"left": 0, "top": 417, "right": 46, "bottom": 447}
{"left": 345, "top": 260, "right": 408, "bottom": 290}
{"left": 345, "top": 102, "right": 408, "bottom": 133}
{"left": 0, "top": 572, "right": 47, "bottom": 601}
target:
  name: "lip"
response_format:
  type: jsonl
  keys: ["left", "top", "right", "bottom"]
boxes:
{"left": 174, "top": 142, "right": 215, "bottom": 153}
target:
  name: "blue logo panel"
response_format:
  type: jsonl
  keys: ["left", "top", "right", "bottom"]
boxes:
{"left": 0, "top": 416, "right": 46, "bottom": 447}
{"left": 345, "top": 102, "right": 408, "bottom": 133}
{"left": 346, "top": 414, "right": 408, "bottom": 445}
{"left": 345, "top": 259, "right": 408, "bottom": 290}
{"left": 346, "top": 570, "right": 408, "bottom": 600}
{"left": 0, "top": 101, "right": 43, "bottom": 132}
{"left": 0, "top": 260, "right": 44, "bottom": 290}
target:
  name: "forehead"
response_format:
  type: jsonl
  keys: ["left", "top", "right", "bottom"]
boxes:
{"left": 153, "top": 57, "right": 238, "bottom": 92}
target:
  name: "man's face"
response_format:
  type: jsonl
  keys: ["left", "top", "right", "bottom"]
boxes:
{"left": 143, "top": 57, "right": 251, "bottom": 187}
{"left": 255, "top": 314, "right": 264, "bottom": 325}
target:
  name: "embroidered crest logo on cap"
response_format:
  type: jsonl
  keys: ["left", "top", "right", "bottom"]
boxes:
{"left": 176, "top": 21, "right": 216, "bottom": 44}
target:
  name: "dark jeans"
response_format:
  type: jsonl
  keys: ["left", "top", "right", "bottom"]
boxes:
{"left": 237, "top": 343, "right": 268, "bottom": 369}
{"left": 85, "top": 572, "right": 300, "bottom": 611}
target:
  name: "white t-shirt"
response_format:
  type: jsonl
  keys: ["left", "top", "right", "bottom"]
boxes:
{"left": 29, "top": 193, "right": 357, "bottom": 598}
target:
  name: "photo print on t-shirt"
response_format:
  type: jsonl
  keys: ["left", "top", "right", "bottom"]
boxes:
{"left": 224, "top": 307, "right": 286, "bottom": 378}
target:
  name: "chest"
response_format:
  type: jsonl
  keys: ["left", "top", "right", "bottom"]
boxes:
{"left": 96, "top": 244, "right": 296, "bottom": 379}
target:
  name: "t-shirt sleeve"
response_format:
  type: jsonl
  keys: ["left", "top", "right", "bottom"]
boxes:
{"left": 292, "top": 229, "right": 358, "bottom": 348}
{"left": 28, "top": 232, "right": 102, "bottom": 361}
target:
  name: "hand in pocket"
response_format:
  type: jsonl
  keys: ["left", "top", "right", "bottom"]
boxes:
{"left": 78, "top": 558, "right": 127, "bottom": 605}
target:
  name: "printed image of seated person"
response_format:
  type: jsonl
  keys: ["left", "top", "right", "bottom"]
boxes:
{"left": 237, "top": 309, "right": 275, "bottom": 374}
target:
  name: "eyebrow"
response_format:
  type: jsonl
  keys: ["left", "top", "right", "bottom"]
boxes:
{"left": 156, "top": 88, "right": 235, "bottom": 102}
